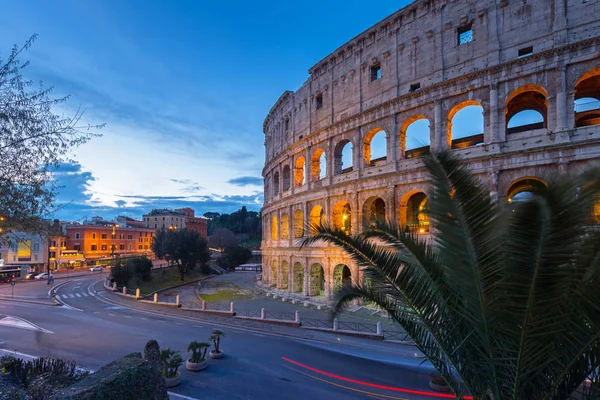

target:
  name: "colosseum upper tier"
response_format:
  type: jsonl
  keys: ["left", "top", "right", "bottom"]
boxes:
{"left": 261, "top": 0, "right": 600, "bottom": 301}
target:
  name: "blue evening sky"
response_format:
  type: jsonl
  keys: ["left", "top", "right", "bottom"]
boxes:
{"left": 0, "top": 0, "right": 496, "bottom": 221}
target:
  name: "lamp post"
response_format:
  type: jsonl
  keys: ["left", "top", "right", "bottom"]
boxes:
{"left": 111, "top": 224, "right": 119, "bottom": 259}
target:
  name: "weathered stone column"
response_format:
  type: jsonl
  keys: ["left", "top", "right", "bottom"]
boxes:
{"left": 556, "top": 66, "right": 568, "bottom": 131}
{"left": 433, "top": 101, "right": 443, "bottom": 152}
{"left": 303, "top": 257, "right": 310, "bottom": 296}
{"left": 324, "top": 258, "right": 332, "bottom": 301}
{"left": 489, "top": 171, "right": 499, "bottom": 202}
{"left": 353, "top": 191, "right": 360, "bottom": 235}
{"left": 489, "top": 84, "right": 499, "bottom": 143}
{"left": 355, "top": 127, "right": 364, "bottom": 178}
{"left": 305, "top": 145, "right": 312, "bottom": 189}
{"left": 327, "top": 137, "right": 334, "bottom": 184}
{"left": 388, "top": 115, "right": 398, "bottom": 166}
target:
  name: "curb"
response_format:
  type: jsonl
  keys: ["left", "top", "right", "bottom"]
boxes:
{"left": 235, "top": 316, "right": 300, "bottom": 327}
{"left": 143, "top": 274, "right": 215, "bottom": 297}
{"left": 0, "top": 297, "right": 61, "bottom": 307}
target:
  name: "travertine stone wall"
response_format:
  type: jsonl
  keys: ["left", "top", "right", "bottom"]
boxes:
{"left": 261, "top": 0, "right": 600, "bottom": 300}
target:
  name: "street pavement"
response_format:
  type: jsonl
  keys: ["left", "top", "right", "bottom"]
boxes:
{"left": 0, "top": 275, "right": 445, "bottom": 400}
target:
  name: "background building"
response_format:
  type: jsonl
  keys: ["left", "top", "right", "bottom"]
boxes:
{"left": 0, "top": 232, "right": 67, "bottom": 273}
{"left": 143, "top": 209, "right": 186, "bottom": 231}
{"left": 176, "top": 207, "right": 208, "bottom": 237}
{"left": 261, "top": 0, "right": 600, "bottom": 301}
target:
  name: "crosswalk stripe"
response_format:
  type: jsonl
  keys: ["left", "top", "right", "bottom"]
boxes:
{"left": 55, "top": 295, "right": 61, "bottom": 300}
{"left": 68, "top": 294, "right": 75, "bottom": 298}
{"left": 75, "top": 293, "right": 82, "bottom": 298}
{"left": 81, "top": 293, "right": 88, "bottom": 297}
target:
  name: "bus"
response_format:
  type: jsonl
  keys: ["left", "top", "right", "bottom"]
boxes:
{"left": 0, "top": 265, "right": 24, "bottom": 283}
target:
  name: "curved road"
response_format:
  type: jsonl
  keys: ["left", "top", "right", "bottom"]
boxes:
{"left": 0, "top": 275, "right": 445, "bottom": 400}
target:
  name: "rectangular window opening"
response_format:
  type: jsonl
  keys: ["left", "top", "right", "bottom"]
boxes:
{"left": 285, "top": 118, "right": 289, "bottom": 131}
{"left": 457, "top": 24, "right": 473, "bottom": 46}
{"left": 370, "top": 64, "right": 381, "bottom": 81}
{"left": 315, "top": 93, "right": 323, "bottom": 110}
{"left": 410, "top": 83, "right": 421, "bottom": 92}
{"left": 518, "top": 46, "right": 533, "bottom": 58}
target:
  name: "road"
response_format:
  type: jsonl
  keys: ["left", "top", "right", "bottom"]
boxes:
{"left": 0, "top": 276, "right": 446, "bottom": 400}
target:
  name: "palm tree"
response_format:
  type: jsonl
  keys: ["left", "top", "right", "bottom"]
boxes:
{"left": 302, "top": 152, "right": 600, "bottom": 400}
{"left": 210, "top": 329, "right": 225, "bottom": 354}
{"left": 187, "top": 341, "right": 210, "bottom": 363}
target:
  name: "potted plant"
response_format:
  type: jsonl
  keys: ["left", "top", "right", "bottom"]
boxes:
{"left": 185, "top": 341, "right": 210, "bottom": 371}
{"left": 209, "top": 329, "right": 225, "bottom": 359}
{"left": 160, "top": 348, "right": 183, "bottom": 388}
{"left": 428, "top": 375, "right": 450, "bottom": 392}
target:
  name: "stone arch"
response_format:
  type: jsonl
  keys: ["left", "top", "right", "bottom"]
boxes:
{"left": 362, "top": 196, "right": 386, "bottom": 228}
{"left": 294, "top": 156, "right": 306, "bottom": 186}
{"left": 574, "top": 68, "right": 600, "bottom": 128}
{"left": 311, "top": 148, "right": 327, "bottom": 181}
{"left": 505, "top": 84, "right": 549, "bottom": 134}
{"left": 364, "top": 128, "right": 387, "bottom": 165}
{"left": 333, "top": 264, "right": 352, "bottom": 289}
{"left": 271, "top": 215, "right": 278, "bottom": 240}
{"left": 292, "top": 262, "right": 304, "bottom": 293}
{"left": 271, "top": 261, "right": 278, "bottom": 287}
{"left": 309, "top": 205, "right": 325, "bottom": 235}
{"left": 332, "top": 200, "right": 352, "bottom": 234}
{"left": 400, "top": 191, "right": 430, "bottom": 233}
{"left": 309, "top": 263, "right": 325, "bottom": 296}
{"left": 282, "top": 165, "right": 291, "bottom": 191}
{"left": 506, "top": 177, "right": 547, "bottom": 203}
{"left": 400, "top": 115, "right": 431, "bottom": 158}
{"left": 334, "top": 139, "right": 353, "bottom": 174}
{"left": 280, "top": 213, "right": 289, "bottom": 239}
{"left": 448, "top": 100, "right": 485, "bottom": 149}
{"left": 293, "top": 209, "right": 304, "bottom": 238}
{"left": 273, "top": 172, "right": 280, "bottom": 196}
{"left": 281, "top": 261, "right": 289, "bottom": 289}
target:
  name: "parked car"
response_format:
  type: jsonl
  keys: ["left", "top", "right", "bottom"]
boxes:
{"left": 25, "top": 273, "right": 37, "bottom": 280}
{"left": 34, "top": 272, "right": 53, "bottom": 280}
{"left": 89, "top": 266, "right": 103, "bottom": 272}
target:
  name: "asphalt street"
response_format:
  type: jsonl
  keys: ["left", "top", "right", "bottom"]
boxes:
{"left": 0, "top": 276, "right": 446, "bottom": 400}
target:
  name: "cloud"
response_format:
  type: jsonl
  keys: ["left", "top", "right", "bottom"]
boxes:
{"left": 228, "top": 176, "right": 263, "bottom": 187}
{"left": 114, "top": 200, "right": 126, "bottom": 207}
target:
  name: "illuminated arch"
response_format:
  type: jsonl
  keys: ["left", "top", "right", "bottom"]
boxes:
{"left": 311, "top": 148, "right": 327, "bottom": 181}
{"left": 292, "top": 262, "right": 304, "bottom": 293}
{"left": 281, "top": 261, "right": 289, "bottom": 289}
{"left": 309, "top": 263, "right": 325, "bottom": 296}
{"left": 309, "top": 205, "right": 325, "bottom": 235}
{"left": 400, "top": 115, "right": 431, "bottom": 158}
{"left": 506, "top": 177, "right": 547, "bottom": 203}
{"left": 333, "top": 264, "right": 352, "bottom": 289}
{"left": 401, "top": 191, "right": 429, "bottom": 233}
{"left": 271, "top": 215, "right": 278, "bottom": 240}
{"left": 332, "top": 201, "right": 352, "bottom": 234}
{"left": 362, "top": 196, "right": 386, "bottom": 228}
{"left": 282, "top": 165, "right": 291, "bottom": 191}
{"left": 364, "top": 128, "right": 387, "bottom": 165}
{"left": 574, "top": 68, "right": 600, "bottom": 128}
{"left": 280, "top": 213, "right": 289, "bottom": 239}
{"left": 334, "top": 139, "right": 353, "bottom": 174}
{"left": 294, "top": 156, "right": 306, "bottom": 186}
{"left": 506, "top": 85, "right": 548, "bottom": 134}
{"left": 293, "top": 209, "right": 304, "bottom": 238}
{"left": 448, "top": 101, "right": 485, "bottom": 149}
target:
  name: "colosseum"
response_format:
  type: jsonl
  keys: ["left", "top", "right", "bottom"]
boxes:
{"left": 261, "top": 0, "right": 600, "bottom": 301}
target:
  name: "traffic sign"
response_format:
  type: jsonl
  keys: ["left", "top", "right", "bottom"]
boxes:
{"left": 10, "top": 281, "right": 15, "bottom": 286}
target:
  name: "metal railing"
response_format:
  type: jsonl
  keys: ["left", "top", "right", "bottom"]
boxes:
{"left": 338, "top": 321, "right": 378, "bottom": 334}
{"left": 264, "top": 311, "right": 295, "bottom": 321}
{"left": 301, "top": 318, "right": 334, "bottom": 329}
{"left": 236, "top": 309, "right": 261, "bottom": 318}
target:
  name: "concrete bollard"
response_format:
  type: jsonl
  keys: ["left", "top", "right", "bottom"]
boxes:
{"left": 295, "top": 311, "right": 299, "bottom": 323}
{"left": 376, "top": 321, "right": 382, "bottom": 336}
{"left": 261, "top": 308, "right": 265, "bottom": 319}
{"left": 281, "top": 297, "right": 287, "bottom": 302}
{"left": 333, "top": 318, "right": 339, "bottom": 331}
{"left": 112, "top": 282, "right": 117, "bottom": 290}
{"left": 135, "top": 288, "right": 140, "bottom": 299}
{"left": 230, "top": 302, "right": 234, "bottom": 313}
{"left": 201, "top": 300, "right": 206, "bottom": 311}
{"left": 123, "top": 287, "right": 127, "bottom": 295}
{"left": 176, "top": 295, "right": 180, "bottom": 306}
{"left": 304, "top": 302, "right": 310, "bottom": 307}
{"left": 154, "top": 293, "right": 158, "bottom": 303}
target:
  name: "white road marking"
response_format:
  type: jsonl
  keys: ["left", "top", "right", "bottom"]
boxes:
{"left": 123, "top": 316, "right": 132, "bottom": 319}
{"left": 194, "top": 325, "right": 203, "bottom": 328}
{"left": 75, "top": 293, "right": 82, "bottom": 298}
{"left": 140, "top": 318, "right": 148, "bottom": 320}
{"left": 253, "top": 334, "right": 266, "bottom": 337}
{"left": 0, "top": 315, "right": 53, "bottom": 333}
{"left": 108, "top": 313, "right": 116, "bottom": 317}
{"left": 55, "top": 295, "right": 61, "bottom": 300}
{"left": 167, "top": 392, "right": 200, "bottom": 400}
{"left": 68, "top": 294, "right": 75, "bottom": 299}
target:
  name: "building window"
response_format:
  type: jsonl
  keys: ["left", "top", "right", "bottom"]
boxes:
{"left": 410, "top": 83, "right": 421, "bottom": 92}
{"left": 370, "top": 63, "right": 381, "bottom": 81}
{"left": 518, "top": 46, "right": 533, "bottom": 58}
{"left": 315, "top": 93, "right": 323, "bottom": 110}
{"left": 101, "top": 244, "right": 107, "bottom": 251}
{"left": 119, "top": 244, "right": 125, "bottom": 250}
{"left": 119, "top": 234, "right": 124, "bottom": 239}
{"left": 91, "top": 244, "right": 97, "bottom": 251}
{"left": 34, "top": 255, "right": 38, "bottom": 262}
{"left": 92, "top": 233, "right": 96, "bottom": 239}
{"left": 74, "top": 244, "right": 81, "bottom": 251}
{"left": 155, "top": 224, "right": 157, "bottom": 228}
{"left": 285, "top": 118, "right": 289, "bottom": 131}
{"left": 33, "top": 243, "right": 39, "bottom": 252}
{"left": 75, "top": 233, "right": 80, "bottom": 239}
{"left": 457, "top": 24, "right": 473, "bottom": 45}
{"left": 128, "top": 234, "right": 133, "bottom": 240}
{"left": 101, "top": 233, "right": 107, "bottom": 239}
{"left": 139, "top": 244, "right": 143, "bottom": 250}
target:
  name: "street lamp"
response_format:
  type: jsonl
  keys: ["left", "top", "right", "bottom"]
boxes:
{"left": 111, "top": 224, "right": 119, "bottom": 259}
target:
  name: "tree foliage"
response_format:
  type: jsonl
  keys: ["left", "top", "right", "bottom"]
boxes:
{"left": 204, "top": 206, "right": 261, "bottom": 238}
{"left": 109, "top": 256, "right": 153, "bottom": 287}
{"left": 152, "top": 229, "right": 210, "bottom": 281}
{"left": 303, "top": 152, "right": 600, "bottom": 400}
{"left": 208, "top": 228, "right": 238, "bottom": 249}
{"left": 218, "top": 245, "right": 252, "bottom": 271}
{"left": 0, "top": 35, "right": 102, "bottom": 234}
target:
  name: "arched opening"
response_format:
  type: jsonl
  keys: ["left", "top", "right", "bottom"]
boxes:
{"left": 334, "top": 139, "right": 353, "bottom": 175}
{"left": 311, "top": 148, "right": 327, "bottom": 181}
{"left": 332, "top": 201, "right": 352, "bottom": 234}
{"left": 594, "top": 197, "right": 600, "bottom": 224}
{"left": 364, "top": 128, "right": 387, "bottom": 166}
{"left": 506, "top": 85, "right": 548, "bottom": 134}
{"left": 309, "top": 205, "right": 325, "bottom": 235}
{"left": 293, "top": 209, "right": 304, "bottom": 238}
{"left": 294, "top": 156, "right": 306, "bottom": 186}
{"left": 405, "top": 192, "right": 429, "bottom": 233}
{"left": 574, "top": 69, "right": 600, "bottom": 128}
{"left": 271, "top": 215, "right": 278, "bottom": 240}
{"left": 448, "top": 101, "right": 485, "bottom": 149}
{"left": 401, "top": 116, "right": 431, "bottom": 158}
{"left": 280, "top": 213, "right": 289, "bottom": 239}
{"left": 271, "top": 262, "right": 278, "bottom": 287}
{"left": 281, "top": 261, "right": 289, "bottom": 290}
{"left": 273, "top": 172, "right": 280, "bottom": 196}
{"left": 309, "top": 263, "right": 325, "bottom": 296}
{"left": 362, "top": 196, "right": 386, "bottom": 228}
{"left": 282, "top": 165, "right": 291, "bottom": 191}
{"left": 507, "top": 177, "right": 547, "bottom": 203}
{"left": 333, "top": 264, "right": 352, "bottom": 289}
{"left": 293, "top": 262, "right": 303, "bottom": 293}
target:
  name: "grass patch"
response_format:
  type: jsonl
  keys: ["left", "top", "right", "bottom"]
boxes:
{"left": 199, "top": 290, "right": 254, "bottom": 303}
{"left": 134, "top": 266, "right": 207, "bottom": 295}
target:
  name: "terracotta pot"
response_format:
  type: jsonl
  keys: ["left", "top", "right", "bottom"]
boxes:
{"left": 186, "top": 359, "right": 208, "bottom": 371}
{"left": 164, "top": 373, "right": 181, "bottom": 388}
{"left": 209, "top": 350, "right": 224, "bottom": 359}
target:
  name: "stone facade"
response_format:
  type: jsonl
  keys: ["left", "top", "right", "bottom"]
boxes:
{"left": 261, "top": 0, "right": 600, "bottom": 300}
